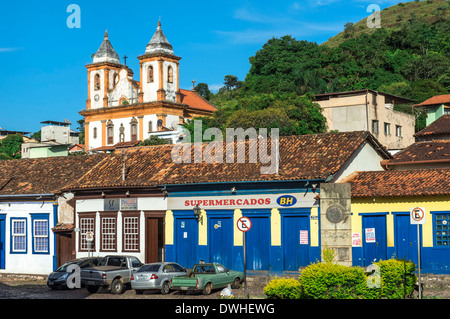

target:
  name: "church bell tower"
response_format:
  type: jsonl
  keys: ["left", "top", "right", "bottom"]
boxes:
{"left": 138, "top": 21, "right": 181, "bottom": 104}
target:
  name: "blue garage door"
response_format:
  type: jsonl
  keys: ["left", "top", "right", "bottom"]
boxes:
{"left": 0, "top": 215, "right": 5, "bottom": 269}
{"left": 176, "top": 218, "right": 198, "bottom": 269}
{"left": 283, "top": 215, "right": 310, "bottom": 271}
{"left": 362, "top": 214, "right": 387, "bottom": 266}
{"left": 243, "top": 215, "right": 270, "bottom": 271}
{"left": 395, "top": 213, "right": 418, "bottom": 264}
{"left": 209, "top": 216, "right": 233, "bottom": 269}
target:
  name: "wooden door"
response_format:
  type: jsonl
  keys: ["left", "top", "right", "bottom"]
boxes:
{"left": 145, "top": 217, "right": 163, "bottom": 264}
{"left": 56, "top": 232, "right": 75, "bottom": 267}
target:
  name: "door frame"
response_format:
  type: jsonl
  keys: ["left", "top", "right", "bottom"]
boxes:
{"left": 144, "top": 211, "right": 165, "bottom": 264}
{"left": 280, "top": 208, "right": 311, "bottom": 271}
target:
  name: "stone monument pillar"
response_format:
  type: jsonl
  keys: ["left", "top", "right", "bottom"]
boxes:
{"left": 320, "top": 183, "right": 352, "bottom": 266}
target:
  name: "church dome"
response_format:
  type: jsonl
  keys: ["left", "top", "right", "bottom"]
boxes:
{"left": 91, "top": 31, "right": 121, "bottom": 64}
{"left": 144, "top": 21, "right": 175, "bottom": 56}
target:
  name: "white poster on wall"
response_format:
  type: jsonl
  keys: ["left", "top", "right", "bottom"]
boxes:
{"left": 365, "top": 228, "right": 376, "bottom": 243}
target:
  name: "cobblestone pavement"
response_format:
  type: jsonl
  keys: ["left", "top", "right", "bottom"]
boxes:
{"left": 0, "top": 275, "right": 449, "bottom": 299}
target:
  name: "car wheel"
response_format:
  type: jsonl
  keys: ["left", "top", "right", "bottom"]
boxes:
{"left": 203, "top": 283, "right": 212, "bottom": 295}
{"left": 87, "top": 285, "right": 99, "bottom": 293}
{"left": 161, "top": 281, "right": 170, "bottom": 295}
{"left": 232, "top": 278, "right": 241, "bottom": 289}
{"left": 111, "top": 278, "right": 124, "bottom": 294}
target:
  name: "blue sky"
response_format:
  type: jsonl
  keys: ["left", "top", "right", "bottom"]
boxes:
{"left": 0, "top": 0, "right": 404, "bottom": 134}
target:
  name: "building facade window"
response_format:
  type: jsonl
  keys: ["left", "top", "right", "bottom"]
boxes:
{"left": 147, "top": 66, "right": 154, "bottom": 83}
{"left": 168, "top": 66, "right": 173, "bottom": 83}
{"left": 94, "top": 74, "right": 101, "bottom": 90}
{"left": 113, "top": 73, "right": 119, "bottom": 86}
{"left": 107, "top": 120, "right": 114, "bottom": 145}
{"left": 372, "top": 120, "right": 379, "bottom": 134}
{"left": 101, "top": 214, "right": 117, "bottom": 251}
{"left": 79, "top": 214, "right": 95, "bottom": 251}
{"left": 31, "top": 214, "right": 49, "bottom": 254}
{"left": 130, "top": 118, "right": 138, "bottom": 142}
{"left": 435, "top": 212, "right": 450, "bottom": 247}
{"left": 93, "top": 127, "right": 98, "bottom": 139}
{"left": 384, "top": 122, "right": 391, "bottom": 135}
{"left": 396, "top": 125, "right": 402, "bottom": 137}
{"left": 11, "top": 218, "right": 27, "bottom": 253}
{"left": 123, "top": 215, "right": 139, "bottom": 252}
{"left": 148, "top": 121, "right": 153, "bottom": 132}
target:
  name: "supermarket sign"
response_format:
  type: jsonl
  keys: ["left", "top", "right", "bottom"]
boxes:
{"left": 168, "top": 193, "right": 317, "bottom": 210}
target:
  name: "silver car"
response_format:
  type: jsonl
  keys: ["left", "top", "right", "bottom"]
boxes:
{"left": 131, "top": 262, "right": 187, "bottom": 294}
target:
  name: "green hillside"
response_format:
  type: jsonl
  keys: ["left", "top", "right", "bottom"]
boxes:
{"left": 323, "top": 0, "right": 450, "bottom": 48}
{"left": 191, "top": 0, "right": 449, "bottom": 139}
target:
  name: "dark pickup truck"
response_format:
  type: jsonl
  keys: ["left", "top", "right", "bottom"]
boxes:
{"left": 80, "top": 255, "right": 143, "bottom": 294}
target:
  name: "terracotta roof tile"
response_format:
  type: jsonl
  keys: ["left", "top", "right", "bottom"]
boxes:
{"left": 345, "top": 169, "right": 450, "bottom": 197}
{"left": 65, "top": 131, "right": 391, "bottom": 190}
{"left": 179, "top": 89, "right": 217, "bottom": 112}
{"left": 414, "top": 115, "right": 450, "bottom": 137}
{"left": 414, "top": 94, "right": 450, "bottom": 107}
{"left": 0, "top": 154, "right": 106, "bottom": 195}
{"left": 382, "top": 140, "right": 450, "bottom": 166}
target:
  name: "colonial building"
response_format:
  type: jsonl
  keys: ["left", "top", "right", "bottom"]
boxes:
{"left": 342, "top": 168, "right": 450, "bottom": 274}
{"left": 0, "top": 154, "right": 105, "bottom": 275}
{"left": 413, "top": 94, "right": 450, "bottom": 126}
{"left": 81, "top": 22, "right": 216, "bottom": 151}
{"left": 315, "top": 89, "right": 415, "bottom": 152}
{"left": 63, "top": 131, "right": 392, "bottom": 273}
{"left": 381, "top": 115, "right": 450, "bottom": 170}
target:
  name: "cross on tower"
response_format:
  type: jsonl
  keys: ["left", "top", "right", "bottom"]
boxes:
{"left": 123, "top": 55, "right": 128, "bottom": 66}
{"left": 192, "top": 79, "right": 196, "bottom": 90}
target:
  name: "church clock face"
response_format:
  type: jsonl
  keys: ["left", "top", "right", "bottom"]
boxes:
{"left": 94, "top": 94, "right": 100, "bottom": 102}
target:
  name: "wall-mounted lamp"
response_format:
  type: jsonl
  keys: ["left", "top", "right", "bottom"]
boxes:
{"left": 101, "top": 192, "right": 105, "bottom": 198}
{"left": 193, "top": 204, "right": 203, "bottom": 224}
{"left": 312, "top": 183, "right": 318, "bottom": 192}
{"left": 125, "top": 191, "right": 130, "bottom": 197}
{"left": 231, "top": 186, "right": 236, "bottom": 194}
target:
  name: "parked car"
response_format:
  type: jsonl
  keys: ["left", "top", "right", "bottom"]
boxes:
{"left": 80, "top": 255, "right": 143, "bottom": 294}
{"left": 47, "top": 257, "right": 102, "bottom": 289}
{"left": 131, "top": 262, "right": 187, "bottom": 295}
{"left": 170, "top": 263, "right": 243, "bottom": 295}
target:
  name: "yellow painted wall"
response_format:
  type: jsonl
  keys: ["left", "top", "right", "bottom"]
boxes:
{"left": 351, "top": 195, "right": 450, "bottom": 248}
{"left": 310, "top": 207, "right": 319, "bottom": 247}
{"left": 199, "top": 209, "right": 207, "bottom": 246}
{"left": 233, "top": 209, "right": 243, "bottom": 246}
{"left": 165, "top": 210, "right": 174, "bottom": 245}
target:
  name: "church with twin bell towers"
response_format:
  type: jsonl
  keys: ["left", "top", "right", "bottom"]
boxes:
{"left": 80, "top": 21, "right": 216, "bottom": 151}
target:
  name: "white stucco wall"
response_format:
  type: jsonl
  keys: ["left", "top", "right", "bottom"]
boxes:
{"left": 75, "top": 197, "right": 167, "bottom": 262}
{"left": 0, "top": 201, "right": 56, "bottom": 275}
{"left": 332, "top": 142, "right": 386, "bottom": 182}
{"left": 90, "top": 69, "right": 105, "bottom": 110}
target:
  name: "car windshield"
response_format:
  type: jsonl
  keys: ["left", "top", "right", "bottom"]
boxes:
{"left": 137, "top": 264, "right": 161, "bottom": 273}
{"left": 193, "top": 265, "right": 216, "bottom": 274}
{"left": 55, "top": 261, "right": 78, "bottom": 272}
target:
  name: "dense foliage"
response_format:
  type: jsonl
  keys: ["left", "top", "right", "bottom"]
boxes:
{"left": 192, "top": 1, "right": 449, "bottom": 137}
{"left": 263, "top": 258, "right": 417, "bottom": 299}
{"left": 0, "top": 134, "right": 23, "bottom": 160}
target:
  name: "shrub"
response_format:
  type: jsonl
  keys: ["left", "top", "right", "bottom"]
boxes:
{"left": 263, "top": 277, "right": 302, "bottom": 299}
{"left": 299, "top": 262, "right": 375, "bottom": 299}
{"left": 375, "top": 259, "right": 417, "bottom": 299}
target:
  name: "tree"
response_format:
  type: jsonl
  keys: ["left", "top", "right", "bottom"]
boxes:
{"left": 0, "top": 134, "right": 23, "bottom": 160}
{"left": 195, "top": 83, "right": 212, "bottom": 100}
{"left": 223, "top": 75, "right": 239, "bottom": 98}
{"left": 138, "top": 135, "right": 168, "bottom": 146}
{"left": 77, "top": 118, "right": 85, "bottom": 144}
